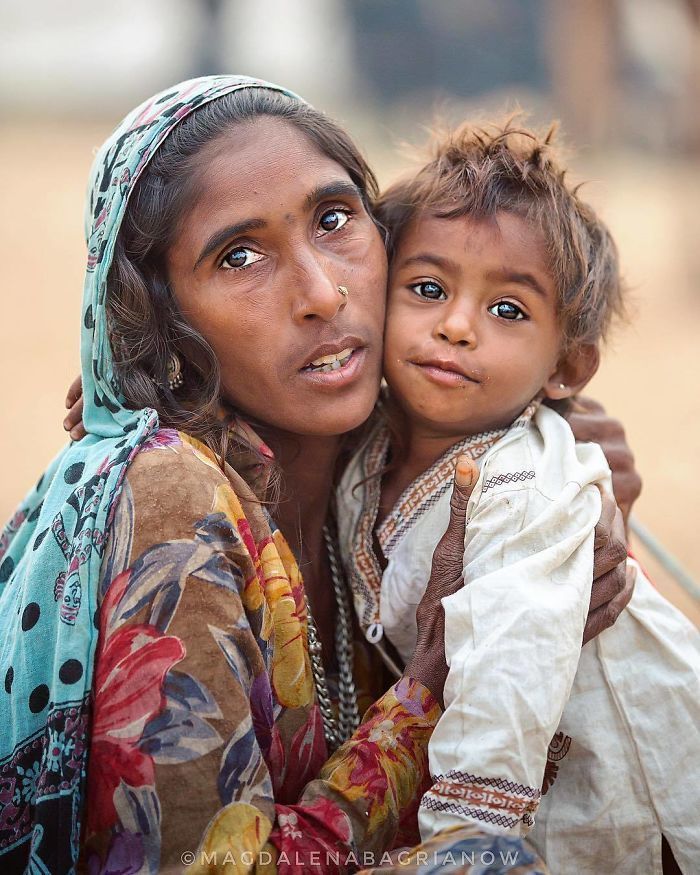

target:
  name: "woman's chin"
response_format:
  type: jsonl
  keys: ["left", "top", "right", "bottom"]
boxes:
{"left": 296, "top": 392, "right": 379, "bottom": 437}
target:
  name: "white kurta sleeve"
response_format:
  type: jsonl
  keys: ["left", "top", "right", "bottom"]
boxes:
{"left": 419, "top": 428, "right": 604, "bottom": 841}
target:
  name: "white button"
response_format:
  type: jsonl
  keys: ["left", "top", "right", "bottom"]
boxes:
{"left": 366, "top": 622, "right": 383, "bottom": 643}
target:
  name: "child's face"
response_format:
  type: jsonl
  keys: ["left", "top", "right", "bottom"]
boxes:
{"left": 384, "top": 211, "right": 566, "bottom": 438}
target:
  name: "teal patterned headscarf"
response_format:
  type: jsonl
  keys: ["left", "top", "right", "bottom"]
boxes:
{"left": 0, "top": 75, "right": 300, "bottom": 873}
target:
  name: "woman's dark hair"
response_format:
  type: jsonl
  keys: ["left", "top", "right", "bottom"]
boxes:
{"left": 106, "top": 88, "right": 379, "bottom": 486}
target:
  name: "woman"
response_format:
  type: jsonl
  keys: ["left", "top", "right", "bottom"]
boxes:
{"left": 0, "top": 76, "right": 635, "bottom": 874}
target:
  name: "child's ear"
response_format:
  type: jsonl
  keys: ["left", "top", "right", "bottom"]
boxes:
{"left": 544, "top": 344, "right": 600, "bottom": 401}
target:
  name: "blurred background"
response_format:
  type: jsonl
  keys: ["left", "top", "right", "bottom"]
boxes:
{"left": 1, "top": 0, "right": 698, "bottom": 622}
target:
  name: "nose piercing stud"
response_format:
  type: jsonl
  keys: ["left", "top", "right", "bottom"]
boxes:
{"left": 337, "top": 285, "right": 349, "bottom": 298}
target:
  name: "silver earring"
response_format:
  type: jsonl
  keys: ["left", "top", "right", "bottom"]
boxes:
{"left": 167, "top": 353, "right": 184, "bottom": 391}
{"left": 559, "top": 383, "right": 567, "bottom": 390}
{"left": 337, "top": 285, "right": 349, "bottom": 298}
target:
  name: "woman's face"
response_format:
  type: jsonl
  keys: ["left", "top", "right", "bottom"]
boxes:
{"left": 166, "top": 117, "right": 388, "bottom": 437}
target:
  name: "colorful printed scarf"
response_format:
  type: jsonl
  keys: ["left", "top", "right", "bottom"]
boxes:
{"left": 0, "top": 75, "right": 299, "bottom": 873}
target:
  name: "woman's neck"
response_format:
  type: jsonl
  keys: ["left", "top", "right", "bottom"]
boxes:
{"left": 259, "top": 428, "right": 342, "bottom": 664}
{"left": 260, "top": 428, "right": 341, "bottom": 574}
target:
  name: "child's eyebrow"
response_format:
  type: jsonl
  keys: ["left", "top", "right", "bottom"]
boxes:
{"left": 489, "top": 269, "right": 549, "bottom": 298}
{"left": 399, "top": 253, "right": 458, "bottom": 272}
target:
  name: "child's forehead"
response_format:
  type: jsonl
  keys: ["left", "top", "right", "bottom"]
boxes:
{"left": 394, "top": 209, "right": 552, "bottom": 274}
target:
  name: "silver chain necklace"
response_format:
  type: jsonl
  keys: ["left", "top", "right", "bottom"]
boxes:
{"left": 304, "top": 525, "right": 361, "bottom": 752}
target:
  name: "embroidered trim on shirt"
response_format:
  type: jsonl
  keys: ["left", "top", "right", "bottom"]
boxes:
{"left": 420, "top": 796, "right": 520, "bottom": 831}
{"left": 541, "top": 731, "right": 572, "bottom": 795}
{"left": 348, "top": 421, "right": 389, "bottom": 635}
{"left": 481, "top": 470, "right": 536, "bottom": 492}
{"left": 421, "top": 769, "right": 541, "bottom": 831}
{"left": 433, "top": 769, "right": 541, "bottom": 799}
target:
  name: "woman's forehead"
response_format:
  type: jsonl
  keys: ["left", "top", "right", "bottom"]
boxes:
{"left": 196, "top": 117, "right": 345, "bottom": 188}
{"left": 176, "top": 118, "right": 355, "bottom": 235}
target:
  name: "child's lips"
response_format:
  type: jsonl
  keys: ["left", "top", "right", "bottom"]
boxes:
{"left": 409, "top": 357, "right": 482, "bottom": 386}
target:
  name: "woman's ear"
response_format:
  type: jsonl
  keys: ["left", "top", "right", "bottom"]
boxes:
{"left": 544, "top": 344, "right": 600, "bottom": 401}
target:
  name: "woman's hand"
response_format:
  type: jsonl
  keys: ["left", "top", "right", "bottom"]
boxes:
{"left": 403, "top": 456, "right": 479, "bottom": 708}
{"left": 566, "top": 396, "right": 642, "bottom": 525}
{"left": 403, "top": 451, "right": 634, "bottom": 705}
{"left": 585, "top": 490, "right": 634, "bottom": 644}
{"left": 63, "top": 375, "right": 86, "bottom": 441}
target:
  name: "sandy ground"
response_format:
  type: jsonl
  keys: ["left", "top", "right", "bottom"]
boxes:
{"left": 1, "top": 119, "right": 698, "bottom": 625}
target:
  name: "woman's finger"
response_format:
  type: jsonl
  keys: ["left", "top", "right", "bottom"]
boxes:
{"left": 449, "top": 455, "right": 479, "bottom": 540}
{"left": 589, "top": 563, "right": 625, "bottom": 614}
{"left": 592, "top": 499, "right": 627, "bottom": 577}
{"left": 63, "top": 396, "right": 84, "bottom": 434}
{"left": 405, "top": 455, "right": 480, "bottom": 705}
{"left": 583, "top": 563, "right": 635, "bottom": 644}
{"left": 65, "top": 374, "right": 83, "bottom": 409}
{"left": 429, "top": 456, "right": 479, "bottom": 590}
{"left": 593, "top": 489, "right": 617, "bottom": 551}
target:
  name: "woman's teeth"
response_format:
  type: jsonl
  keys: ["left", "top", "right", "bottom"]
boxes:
{"left": 304, "top": 347, "right": 354, "bottom": 372}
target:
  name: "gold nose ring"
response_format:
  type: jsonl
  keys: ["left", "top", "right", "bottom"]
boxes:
{"left": 337, "top": 285, "right": 349, "bottom": 298}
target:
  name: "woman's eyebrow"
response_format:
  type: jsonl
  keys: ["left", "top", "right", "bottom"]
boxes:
{"left": 304, "top": 180, "right": 362, "bottom": 209}
{"left": 194, "top": 218, "right": 267, "bottom": 271}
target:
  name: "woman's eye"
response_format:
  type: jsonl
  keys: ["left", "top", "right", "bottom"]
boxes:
{"left": 409, "top": 281, "right": 447, "bottom": 301}
{"left": 317, "top": 208, "right": 350, "bottom": 235}
{"left": 488, "top": 301, "right": 526, "bottom": 320}
{"left": 221, "top": 246, "right": 264, "bottom": 270}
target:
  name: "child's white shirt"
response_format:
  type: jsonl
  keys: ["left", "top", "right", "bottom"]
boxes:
{"left": 337, "top": 402, "right": 700, "bottom": 874}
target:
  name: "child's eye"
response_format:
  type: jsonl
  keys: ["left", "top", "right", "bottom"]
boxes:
{"left": 317, "top": 208, "right": 350, "bottom": 236}
{"left": 488, "top": 301, "right": 526, "bottom": 321}
{"left": 409, "top": 281, "right": 447, "bottom": 301}
{"left": 221, "top": 246, "right": 265, "bottom": 271}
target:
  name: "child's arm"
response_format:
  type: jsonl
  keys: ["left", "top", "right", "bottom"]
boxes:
{"left": 419, "top": 435, "right": 606, "bottom": 841}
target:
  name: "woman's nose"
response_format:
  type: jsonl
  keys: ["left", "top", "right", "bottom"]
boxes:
{"left": 290, "top": 250, "right": 346, "bottom": 322}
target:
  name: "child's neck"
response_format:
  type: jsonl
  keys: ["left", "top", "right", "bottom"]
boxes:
{"left": 378, "top": 423, "right": 470, "bottom": 527}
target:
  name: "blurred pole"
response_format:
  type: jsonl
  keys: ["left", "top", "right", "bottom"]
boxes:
{"left": 685, "top": 5, "right": 700, "bottom": 153}
{"left": 543, "top": 0, "right": 620, "bottom": 147}
{"left": 630, "top": 517, "right": 700, "bottom": 604}
{"left": 196, "top": 0, "right": 226, "bottom": 76}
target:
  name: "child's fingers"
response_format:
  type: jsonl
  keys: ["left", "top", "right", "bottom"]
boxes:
{"left": 65, "top": 374, "right": 83, "bottom": 409}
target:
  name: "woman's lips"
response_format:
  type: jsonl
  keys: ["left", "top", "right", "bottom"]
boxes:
{"left": 298, "top": 346, "right": 367, "bottom": 387}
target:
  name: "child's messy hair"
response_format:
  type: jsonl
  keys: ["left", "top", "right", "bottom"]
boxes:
{"left": 376, "top": 118, "right": 625, "bottom": 351}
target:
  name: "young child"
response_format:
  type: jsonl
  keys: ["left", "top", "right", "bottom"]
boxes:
{"left": 336, "top": 121, "right": 700, "bottom": 874}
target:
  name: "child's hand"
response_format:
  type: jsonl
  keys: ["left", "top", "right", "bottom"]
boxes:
{"left": 566, "top": 395, "right": 642, "bottom": 526}
{"left": 585, "top": 491, "right": 634, "bottom": 644}
{"left": 403, "top": 455, "right": 479, "bottom": 708}
{"left": 63, "top": 375, "right": 86, "bottom": 441}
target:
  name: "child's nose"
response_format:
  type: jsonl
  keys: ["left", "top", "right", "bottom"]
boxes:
{"left": 436, "top": 308, "right": 478, "bottom": 347}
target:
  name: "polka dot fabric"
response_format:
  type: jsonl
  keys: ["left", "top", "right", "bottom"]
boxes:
{"left": 0, "top": 75, "right": 299, "bottom": 873}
